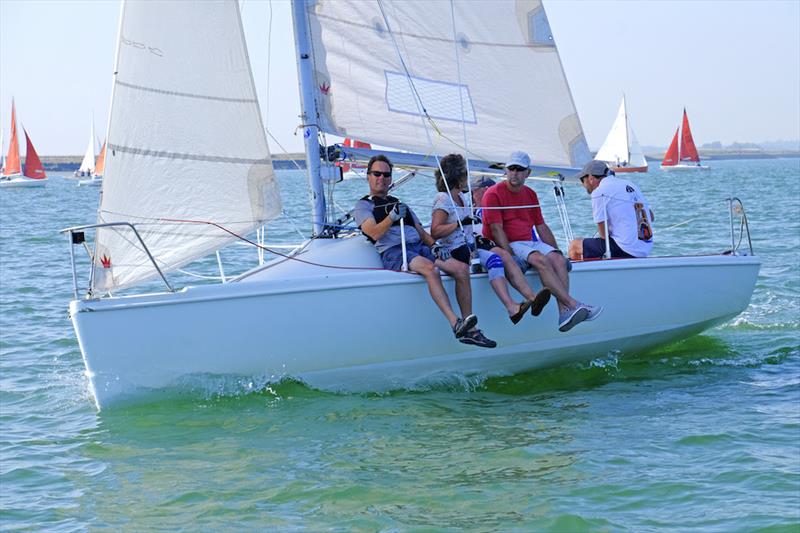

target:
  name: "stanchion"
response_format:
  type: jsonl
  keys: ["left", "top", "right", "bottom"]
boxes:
{"left": 399, "top": 217, "right": 409, "bottom": 272}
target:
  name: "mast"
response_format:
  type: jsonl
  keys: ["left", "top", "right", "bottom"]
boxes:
{"left": 623, "top": 94, "right": 630, "bottom": 164}
{"left": 291, "top": 0, "right": 326, "bottom": 237}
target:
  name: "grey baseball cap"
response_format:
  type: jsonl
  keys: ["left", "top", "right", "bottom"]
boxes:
{"left": 574, "top": 159, "right": 609, "bottom": 181}
{"left": 470, "top": 176, "right": 496, "bottom": 189}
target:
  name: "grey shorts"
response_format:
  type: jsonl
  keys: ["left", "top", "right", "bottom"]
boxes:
{"left": 509, "top": 240, "right": 571, "bottom": 272}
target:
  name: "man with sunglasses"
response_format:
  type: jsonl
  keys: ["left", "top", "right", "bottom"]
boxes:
{"left": 568, "top": 159, "right": 654, "bottom": 261}
{"left": 481, "top": 151, "right": 601, "bottom": 332}
{"left": 354, "top": 155, "right": 494, "bottom": 347}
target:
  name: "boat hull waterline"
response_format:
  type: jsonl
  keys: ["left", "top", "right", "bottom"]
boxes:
{"left": 0, "top": 176, "right": 47, "bottom": 188}
{"left": 660, "top": 164, "right": 711, "bottom": 171}
{"left": 70, "top": 239, "right": 760, "bottom": 408}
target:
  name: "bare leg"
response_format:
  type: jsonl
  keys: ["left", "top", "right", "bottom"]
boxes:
{"left": 493, "top": 247, "right": 536, "bottom": 301}
{"left": 489, "top": 277, "right": 520, "bottom": 315}
{"left": 436, "top": 257, "right": 473, "bottom": 318}
{"left": 548, "top": 252, "right": 569, "bottom": 292}
{"left": 409, "top": 255, "right": 458, "bottom": 326}
{"left": 527, "top": 251, "right": 577, "bottom": 312}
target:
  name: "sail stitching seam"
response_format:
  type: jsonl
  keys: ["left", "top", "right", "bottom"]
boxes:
{"left": 116, "top": 80, "right": 258, "bottom": 104}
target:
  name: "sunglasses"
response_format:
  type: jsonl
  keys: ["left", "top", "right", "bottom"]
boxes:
{"left": 368, "top": 171, "right": 392, "bottom": 178}
{"left": 507, "top": 165, "right": 527, "bottom": 172}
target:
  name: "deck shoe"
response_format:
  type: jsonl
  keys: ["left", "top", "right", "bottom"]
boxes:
{"left": 510, "top": 300, "right": 532, "bottom": 324}
{"left": 581, "top": 303, "right": 604, "bottom": 321}
{"left": 453, "top": 314, "right": 478, "bottom": 338}
{"left": 531, "top": 288, "right": 552, "bottom": 316}
{"left": 558, "top": 305, "right": 589, "bottom": 332}
{"left": 459, "top": 329, "right": 497, "bottom": 348}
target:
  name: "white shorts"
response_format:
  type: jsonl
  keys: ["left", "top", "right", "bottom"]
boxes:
{"left": 510, "top": 240, "right": 557, "bottom": 267}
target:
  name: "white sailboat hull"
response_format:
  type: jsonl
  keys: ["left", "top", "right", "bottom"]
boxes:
{"left": 77, "top": 177, "right": 103, "bottom": 187}
{"left": 70, "top": 238, "right": 759, "bottom": 409}
{"left": 0, "top": 176, "right": 47, "bottom": 188}
{"left": 660, "top": 163, "right": 710, "bottom": 171}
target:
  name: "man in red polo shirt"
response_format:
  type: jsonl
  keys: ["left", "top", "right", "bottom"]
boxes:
{"left": 482, "top": 151, "right": 602, "bottom": 332}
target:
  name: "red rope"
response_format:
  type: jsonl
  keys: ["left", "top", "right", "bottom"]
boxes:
{"left": 157, "top": 217, "right": 413, "bottom": 274}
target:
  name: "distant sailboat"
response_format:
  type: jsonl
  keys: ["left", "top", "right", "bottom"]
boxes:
{"left": 75, "top": 121, "right": 96, "bottom": 178}
{"left": 338, "top": 138, "right": 372, "bottom": 179}
{"left": 595, "top": 96, "right": 648, "bottom": 173}
{"left": 0, "top": 99, "right": 47, "bottom": 188}
{"left": 660, "top": 108, "right": 709, "bottom": 170}
{"left": 94, "top": 142, "right": 106, "bottom": 176}
{"left": 79, "top": 141, "right": 105, "bottom": 187}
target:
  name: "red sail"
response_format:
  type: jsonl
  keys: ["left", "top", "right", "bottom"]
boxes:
{"left": 679, "top": 109, "right": 700, "bottom": 162}
{"left": 661, "top": 128, "right": 680, "bottom": 166}
{"left": 94, "top": 142, "right": 106, "bottom": 176}
{"left": 3, "top": 100, "right": 21, "bottom": 176}
{"left": 22, "top": 129, "right": 47, "bottom": 179}
{"left": 338, "top": 138, "right": 372, "bottom": 173}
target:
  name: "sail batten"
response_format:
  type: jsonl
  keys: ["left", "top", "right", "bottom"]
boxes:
{"left": 92, "top": 0, "right": 281, "bottom": 293}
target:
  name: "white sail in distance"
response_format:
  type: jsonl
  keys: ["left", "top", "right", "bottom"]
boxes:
{"left": 78, "top": 122, "right": 96, "bottom": 174}
{"left": 595, "top": 96, "right": 647, "bottom": 168}
{"left": 304, "top": 0, "right": 590, "bottom": 168}
{"left": 93, "top": 0, "right": 281, "bottom": 292}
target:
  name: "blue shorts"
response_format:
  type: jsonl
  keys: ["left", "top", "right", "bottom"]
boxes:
{"left": 582, "top": 237, "right": 634, "bottom": 259}
{"left": 380, "top": 242, "right": 435, "bottom": 271}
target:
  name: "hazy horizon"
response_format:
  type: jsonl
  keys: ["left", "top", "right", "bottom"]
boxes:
{"left": 1, "top": 0, "right": 798, "bottom": 157}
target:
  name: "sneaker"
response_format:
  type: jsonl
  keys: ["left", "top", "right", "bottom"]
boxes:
{"left": 558, "top": 305, "right": 589, "bottom": 332}
{"left": 452, "top": 314, "right": 478, "bottom": 338}
{"left": 459, "top": 328, "right": 497, "bottom": 348}
{"left": 580, "top": 303, "right": 603, "bottom": 321}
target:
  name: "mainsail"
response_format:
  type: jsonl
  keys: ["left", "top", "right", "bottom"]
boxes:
{"left": 78, "top": 122, "right": 96, "bottom": 174}
{"left": 679, "top": 108, "right": 700, "bottom": 163}
{"left": 3, "top": 100, "right": 21, "bottom": 176}
{"left": 93, "top": 0, "right": 281, "bottom": 292}
{"left": 22, "top": 129, "right": 46, "bottom": 180}
{"left": 304, "top": 0, "right": 589, "bottom": 168}
{"left": 595, "top": 97, "right": 646, "bottom": 169}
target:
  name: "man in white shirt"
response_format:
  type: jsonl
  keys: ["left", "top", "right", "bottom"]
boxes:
{"left": 568, "top": 160, "right": 654, "bottom": 260}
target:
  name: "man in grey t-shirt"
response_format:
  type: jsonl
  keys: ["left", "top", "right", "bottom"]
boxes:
{"left": 353, "top": 155, "right": 494, "bottom": 347}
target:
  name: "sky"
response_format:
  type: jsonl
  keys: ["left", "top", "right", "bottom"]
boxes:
{"left": 1, "top": 0, "right": 798, "bottom": 156}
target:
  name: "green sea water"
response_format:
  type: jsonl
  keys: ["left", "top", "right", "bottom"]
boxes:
{"left": 1, "top": 158, "right": 798, "bottom": 531}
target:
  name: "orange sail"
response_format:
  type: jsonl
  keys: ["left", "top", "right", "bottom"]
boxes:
{"left": 661, "top": 128, "right": 679, "bottom": 167}
{"left": 22, "top": 129, "right": 47, "bottom": 179}
{"left": 94, "top": 142, "right": 106, "bottom": 176}
{"left": 679, "top": 109, "right": 700, "bottom": 163}
{"left": 3, "top": 100, "right": 21, "bottom": 176}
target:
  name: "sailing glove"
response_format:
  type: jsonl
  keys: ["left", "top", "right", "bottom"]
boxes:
{"left": 431, "top": 243, "right": 450, "bottom": 261}
{"left": 388, "top": 203, "right": 408, "bottom": 222}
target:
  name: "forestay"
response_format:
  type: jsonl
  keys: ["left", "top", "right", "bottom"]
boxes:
{"left": 93, "top": 0, "right": 281, "bottom": 293}
{"left": 304, "top": 0, "right": 590, "bottom": 168}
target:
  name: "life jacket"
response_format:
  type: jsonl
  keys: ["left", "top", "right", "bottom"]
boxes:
{"left": 360, "top": 194, "right": 415, "bottom": 243}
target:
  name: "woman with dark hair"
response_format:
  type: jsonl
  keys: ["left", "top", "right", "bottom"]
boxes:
{"left": 431, "top": 154, "right": 549, "bottom": 325}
